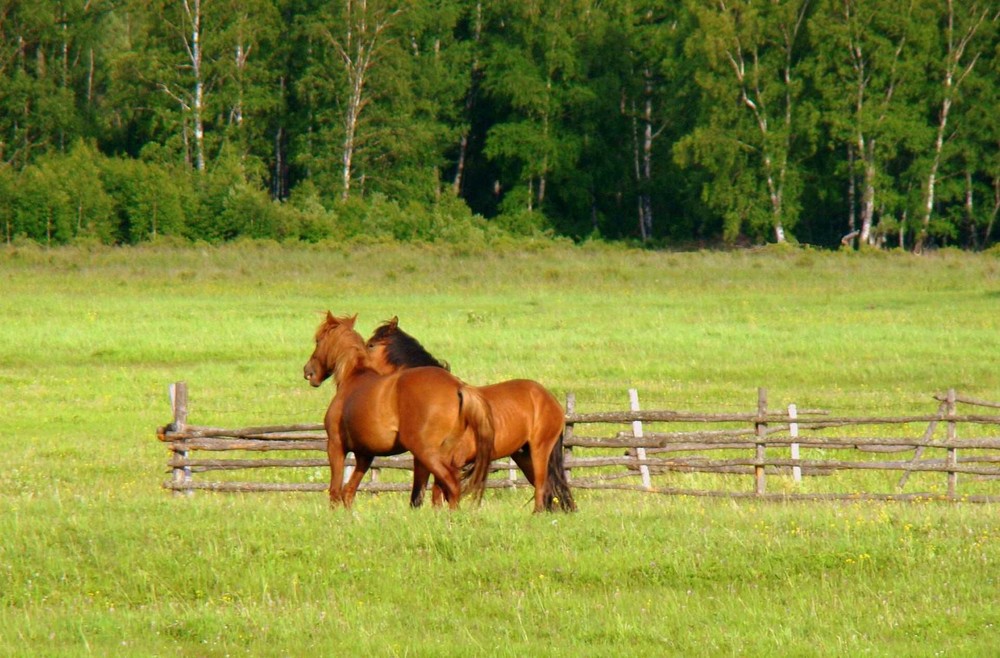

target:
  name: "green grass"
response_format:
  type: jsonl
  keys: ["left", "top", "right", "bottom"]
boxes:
{"left": 2, "top": 242, "right": 1000, "bottom": 656}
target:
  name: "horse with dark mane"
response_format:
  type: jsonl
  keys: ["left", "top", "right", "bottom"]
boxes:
{"left": 366, "top": 317, "right": 576, "bottom": 512}
{"left": 303, "top": 312, "right": 494, "bottom": 509}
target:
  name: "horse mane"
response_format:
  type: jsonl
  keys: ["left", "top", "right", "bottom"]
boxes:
{"left": 315, "top": 312, "right": 372, "bottom": 383}
{"left": 370, "top": 319, "right": 450, "bottom": 371}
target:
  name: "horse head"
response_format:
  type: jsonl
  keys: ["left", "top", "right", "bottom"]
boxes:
{"left": 365, "top": 316, "right": 449, "bottom": 375}
{"left": 304, "top": 312, "right": 366, "bottom": 387}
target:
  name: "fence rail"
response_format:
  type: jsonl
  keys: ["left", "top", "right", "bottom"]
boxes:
{"left": 156, "top": 383, "right": 1000, "bottom": 502}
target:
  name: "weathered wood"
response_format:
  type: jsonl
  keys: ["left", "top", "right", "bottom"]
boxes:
{"left": 899, "top": 401, "right": 948, "bottom": 489}
{"left": 640, "top": 443, "right": 759, "bottom": 453}
{"left": 564, "top": 392, "right": 576, "bottom": 480}
{"left": 755, "top": 388, "right": 767, "bottom": 495}
{"left": 160, "top": 424, "right": 325, "bottom": 441}
{"left": 163, "top": 478, "right": 532, "bottom": 494}
{"left": 629, "top": 389, "right": 652, "bottom": 490}
{"left": 947, "top": 388, "right": 958, "bottom": 498}
{"left": 564, "top": 454, "right": 1000, "bottom": 476}
{"left": 169, "top": 382, "right": 191, "bottom": 497}
{"left": 169, "top": 457, "right": 329, "bottom": 471}
{"left": 565, "top": 434, "right": 1000, "bottom": 450}
{"left": 158, "top": 382, "right": 1000, "bottom": 503}
{"left": 169, "top": 438, "right": 328, "bottom": 452}
{"left": 790, "top": 403, "right": 801, "bottom": 483}
{"left": 934, "top": 393, "right": 1000, "bottom": 409}
{"left": 565, "top": 411, "right": 1000, "bottom": 427}
{"left": 566, "top": 482, "right": 1000, "bottom": 504}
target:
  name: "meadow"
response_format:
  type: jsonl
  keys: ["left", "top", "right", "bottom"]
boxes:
{"left": 2, "top": 241, "right": 999, "bottom": 656}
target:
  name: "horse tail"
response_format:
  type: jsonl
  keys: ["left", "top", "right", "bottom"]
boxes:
{"left": 458, "top": 385, "right": 494, "bottom": 504}
{"left": 545, "top": 431, "right": 577, "bottom": 512}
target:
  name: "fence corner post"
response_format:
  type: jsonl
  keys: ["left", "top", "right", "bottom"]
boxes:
{"left": 169, "top": 381, "right": 193, "bottom": 497}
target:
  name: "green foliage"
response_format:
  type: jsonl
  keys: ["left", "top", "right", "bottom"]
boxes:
{"left": 100, "top": 156, "right": 189, "bottom": 244}
{"left": 0, "top": 1, "right": 996, "bottom": 249}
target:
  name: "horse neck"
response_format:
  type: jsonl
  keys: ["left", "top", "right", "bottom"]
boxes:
{"left": 389, "top": 336, "right": 447, "bottom": 369}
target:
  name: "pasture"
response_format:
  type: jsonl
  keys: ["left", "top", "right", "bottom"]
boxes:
{"left": 2, "top": 241, "right": 999, "bottom": 656}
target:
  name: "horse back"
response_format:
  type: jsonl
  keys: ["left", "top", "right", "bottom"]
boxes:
{"left": 480, "top": 379, "right": 563, "bottom": 454}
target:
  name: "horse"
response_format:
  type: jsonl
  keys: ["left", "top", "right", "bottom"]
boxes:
{"left": 303, "top": 312, "right": 494, "bottom": 509}
{"left": 365, "top": 317, "right": 576, "bottom": 513}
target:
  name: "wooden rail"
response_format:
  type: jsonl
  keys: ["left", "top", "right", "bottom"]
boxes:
{"left": 157, "top": 383, "right": 1000, "bottom": 502}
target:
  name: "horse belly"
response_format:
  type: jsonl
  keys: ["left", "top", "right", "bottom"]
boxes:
{"left": 341, "top": 391, "right": 403, "bottom": 456}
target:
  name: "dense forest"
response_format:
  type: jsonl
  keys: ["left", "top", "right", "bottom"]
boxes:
{"left": 1, "top": 1, "right": 997, "bottom": 250}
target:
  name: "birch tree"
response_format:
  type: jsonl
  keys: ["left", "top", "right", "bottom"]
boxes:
{"left": 912, "top": 1, "right": 997, "bottom": 252}
{"left": 619, "top": 2, "right": 688, "bottom": 242}
{"left": 810, "top": 0, "right": 930, "bottom": 248}
{"left": 481, "top": 0, "right": 594, "bottom": 217}
{"left": 451, "top": 1, "right": 483, "bottom": 197}
{"left": 142, "top": 0, "right": 207, "bottom": 171}
{"left": 0, "top": 1, "right": 86, "bottom": 167}
{"left": 677, "top": 0, "right": 813, "bottom": 243}
{"left": 319, "top": 0, "right": 403, "bottom": 200}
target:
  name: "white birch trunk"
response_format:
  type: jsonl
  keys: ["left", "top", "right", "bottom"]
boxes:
{"left": 183, "top": 0, "right": 205, "bottom": 172}
{"left": 858, "top": 141, "right": 876, "bottom": 246}
{"left": 329, "top": 0, "right": 398, "bottom": 200}
{"left": 640, "top": 68, "right": 654, "bottom": 241}
{"left": 630, "top": 97, "right": 645, "bottom": 240}
{"left": 915, "top": 1, "right": 990, "bottom": 252}
{"left": 452, "top": 1, "right": 482, "bottom": 196}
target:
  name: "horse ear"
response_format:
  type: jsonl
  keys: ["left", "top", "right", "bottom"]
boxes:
{"left": 389, "top": 316, "right": 399, "bottom": 328}
{"left": 345, "top": 314, "right": 358, "bottom": 329}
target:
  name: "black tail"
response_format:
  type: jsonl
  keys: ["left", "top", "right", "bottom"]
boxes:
{"left": 544, "top": 432, "right": 576, "bottom": 512}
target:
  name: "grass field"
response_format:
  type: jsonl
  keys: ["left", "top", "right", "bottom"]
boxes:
{"left": 2, "top": 241, "right": 1000, "bottom": 656}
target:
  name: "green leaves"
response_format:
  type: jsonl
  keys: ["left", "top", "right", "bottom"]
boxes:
{"left": 0, "top": 0, "right": 997, "bottom": 248}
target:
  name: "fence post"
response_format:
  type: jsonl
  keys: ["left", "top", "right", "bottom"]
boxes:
{"left": 789, "top": 403, "right": 801, "bottom": 483}
{"left": 755, "top": 388, "right": 767, "bottom": 495}
{"left": 947, "top": 388, "right": 958, "bottom": 498}
{"left": 169, "top": 381, "right": 193, "bottom": 497}
{"left": 564, "top": 392, "right": 575, "bottom": 481}
{"left": 629, "top": 389, "right": 652, "bottom": 490}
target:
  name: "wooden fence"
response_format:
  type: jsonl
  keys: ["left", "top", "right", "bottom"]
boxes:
{"left": 157, "top": 382, "right": 1000, "bottom": 502}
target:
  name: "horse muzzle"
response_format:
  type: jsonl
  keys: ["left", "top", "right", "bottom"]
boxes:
{"left": 303, "top": 363, "right": 320, "bottom": 387}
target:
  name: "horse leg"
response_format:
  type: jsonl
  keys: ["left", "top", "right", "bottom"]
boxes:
{"left": 528, "top": 448, "right": 553, "bottom": 513}
{"left": 327, "top": 438, "right": 347, "bottom": 508}
{"left": 417, "top": 455, "right": 462, "bottom": 510}
{"left": 342, "top": 454, "right": 373, "bottom": 509}
{"left": 511, "top": 448, "right": 536, "bottom": 485}
{"left": 410, "top": 460, "right": 431, "bottom": 508}
{"left": 431, "top": 479, "right": 446, "bottom": 507}
{"left": 511, "top": 447, "right": 549, "bottom": 511}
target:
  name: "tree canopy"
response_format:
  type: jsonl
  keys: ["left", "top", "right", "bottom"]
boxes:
{"left": 1, "top": 0, "right": 997, "bottom": 250}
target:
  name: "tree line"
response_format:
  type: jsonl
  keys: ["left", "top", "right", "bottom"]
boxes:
{"left": 1, "top": 0, "right": 997, "bottom": 250}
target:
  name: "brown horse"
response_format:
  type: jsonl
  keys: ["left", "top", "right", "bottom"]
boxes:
{"left": 366, "top": 317, "right": 576, "bottom": 512}
{"left": 303, "top": 312, "right": 494, "bottom": 509}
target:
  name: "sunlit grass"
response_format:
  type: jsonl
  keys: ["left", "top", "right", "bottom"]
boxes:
{"left": 2, "top": 242, "right": 999, "bottom": 655}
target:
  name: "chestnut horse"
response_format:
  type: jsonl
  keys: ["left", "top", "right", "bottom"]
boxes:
{"left": 366, "top": 317, "right": 576, "bottom": 512}
{"left": 303, "top": 312, "right": 494, "bottom": 509}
